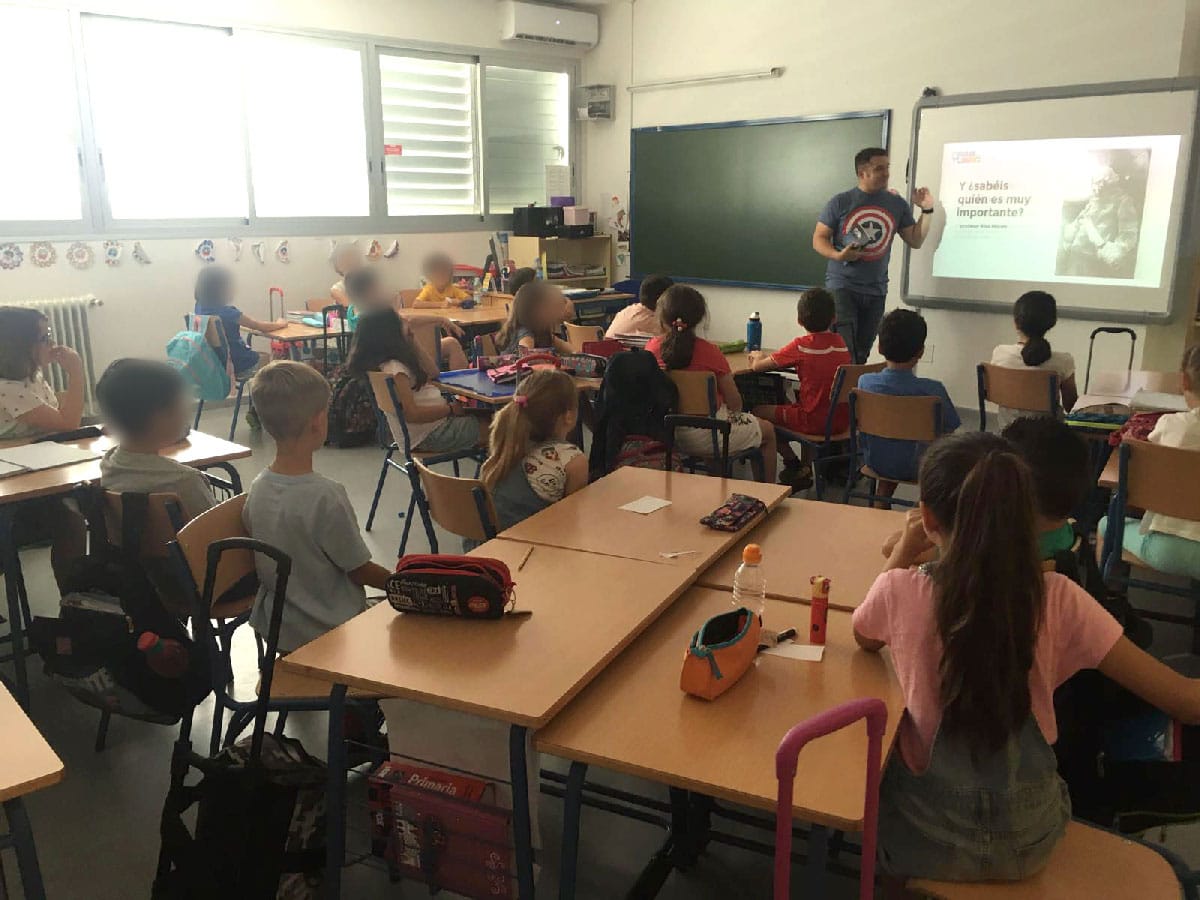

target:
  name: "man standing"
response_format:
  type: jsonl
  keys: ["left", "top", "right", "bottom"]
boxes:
{"left": 813, "top": 147, "right": 935, "bottom": 363}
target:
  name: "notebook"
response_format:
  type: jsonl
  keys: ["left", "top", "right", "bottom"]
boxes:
{"left": 0, "top": 442, "right": 102, "bottom": 477}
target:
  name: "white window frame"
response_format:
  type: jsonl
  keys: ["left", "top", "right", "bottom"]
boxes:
{"left": 4, "top": 10, "right": 578, "bottom": 240}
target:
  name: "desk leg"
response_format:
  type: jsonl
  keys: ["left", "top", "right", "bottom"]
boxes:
{"left": 804, "top": 823, "right": 829, "bottom": 896}
{"left": 558, "top": 761, "right": 588, "bottom": 900}
{"left": 325, "top": 684, "right": 347, "bottom": 900}
{"left": 5, "top": 798, "right": 46, "bottom": 900}
{"left": 0, "top": 507, "right": 29, "bottom": 710}
{"left": 509, "top": 724, "right": 536, "bottom": 899}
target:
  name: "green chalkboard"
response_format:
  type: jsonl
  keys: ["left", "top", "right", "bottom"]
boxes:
{"left": 630, "top": 113, "right": 889, "bottom": 289}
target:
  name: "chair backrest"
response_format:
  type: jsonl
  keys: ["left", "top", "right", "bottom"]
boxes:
{"left": 829, "top": 362, "right": 887, "bottom": 407}
{"left": 103, "top": 491, "right": 185, "bottom": 560}
{"left": 367, "top": 370, "right": 416, "bottom": 454}
{"left": 413, "top": 459, "right": 497, "bottom": 542}
{"left": 398, "top": 288, "right": 421, "bottom": 308}
{"left": 564, "top": 322, "right": 603, "bottom": 353}
{"left": 475, "top": 332, "right": 499, "bottom": 358}
{"left": 305, "top": 298, "right": 339, "bottom": 312}
{"left": 667, "top": 370, "right": 718, "bottom": 416}
{"left": 850, "top": 389, "right": 943, "bottom": 442}
{"left": 406, "top": 320, "right": 443, "bottom": 370}
{"left": 175, "top": 494, "right": 252, "bottom": 611}
{"left": 1120, "top": 440, "right": 1200, "bottom": 523}
{"left": 977, "top": 363, "right": 1059, "bottom": 425}
{"left": 775, "top": 698, "right": 887, "bottom": 900}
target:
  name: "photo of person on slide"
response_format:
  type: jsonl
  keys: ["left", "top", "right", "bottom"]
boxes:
{"left": 814, "top": 147, "right": 935, "bottom": 364}
{"left": 1056, "top": 148, "right": 1149, "bottom": 279}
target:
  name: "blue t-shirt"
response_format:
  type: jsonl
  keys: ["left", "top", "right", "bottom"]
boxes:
{"left": 195, "top": 304, "right": 257, "bottom": 373}
{"left": 819, "top": 188, "right": 916, "bottom": 296}
{"left": 855, "top": 367, "right": 961, "bottom": 481}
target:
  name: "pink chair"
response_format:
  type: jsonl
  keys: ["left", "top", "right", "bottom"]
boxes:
{"left": 774, "top": 698, "right": 888, "bottom": 900}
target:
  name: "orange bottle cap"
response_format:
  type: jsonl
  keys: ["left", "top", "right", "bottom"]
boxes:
{"left": 742, "top": 544, "right": 762, "bottom": 565}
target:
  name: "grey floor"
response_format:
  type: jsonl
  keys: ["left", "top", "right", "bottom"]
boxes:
{"left": 6, "top": 405, "right": 1200, "bottom": 898}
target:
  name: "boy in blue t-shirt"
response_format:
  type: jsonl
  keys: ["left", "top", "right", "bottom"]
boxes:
{"left": 193, "top": 266, "right": 285, "bottom": 379}
{"left": 856, "top": 309, "right": 960, "bottom": 505}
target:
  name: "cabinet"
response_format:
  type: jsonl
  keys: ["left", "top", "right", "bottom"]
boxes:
{"left": 508, "top": 234, "right": 615, "bottom": 289}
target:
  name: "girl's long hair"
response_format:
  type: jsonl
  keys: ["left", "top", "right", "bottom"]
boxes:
{"left": 920, "top": 432, "right": 1045, "bottom": 758}
{"left": 0, "top": 308, "right": 47, "bottom": 381}
{"left": 346, "top": 308, "right": 430, "bottom": 388}
{"left": 1014, "top": 290, "right": 1057, "bottom": 367}
{"left": 496, "top": 282, "right": 556, "bottom": 351}
{"left": 656, "top": 285, "right": 707, "bottom": 370}
{"left": 481, "top": 369, "right": 576, "bottom": 490}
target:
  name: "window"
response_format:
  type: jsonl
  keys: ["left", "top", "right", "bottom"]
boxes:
{"left": 0, "top": 6, "right": 84, "bottom": 223}
{"left": 82, "top": 16, "right": 248, "bottom": 221}
{"left": 378, "top": 53, "right": 478, "bottom": 216}
{"left": 483, "top": 66, "right": 570, "bottom": 213}
{"left": 241, "top": 33, "right": 370, "bottom": 218}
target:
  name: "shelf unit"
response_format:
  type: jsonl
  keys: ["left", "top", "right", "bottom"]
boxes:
{"left": 508, "top": 234, "right": 615, "bottom": 289}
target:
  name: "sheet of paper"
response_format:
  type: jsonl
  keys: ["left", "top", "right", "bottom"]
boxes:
{"left": 0, "top": 459, "right": 26, "bottom": 478}
{"left": 0, "top": 442, "right": 102, "bottom": 472}
{"left": 762, "top": 642, "right": 825, "bottom": 662}
{"left": 1131, "top": 390, "right": 1188, "bottom": 413}
{"left": 619, "top": 495, "right": 672, "bottom": 515}
{"left": 545, "top": 164, "right": 570, "bottom": 201}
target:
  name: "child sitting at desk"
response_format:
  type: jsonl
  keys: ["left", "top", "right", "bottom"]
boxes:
{"left": 508, "top": 267, "right": 574, "bottom": 324}
{"left": 243, "top": 361, "right": 391, "bottom": 652}
{"left": 1001, "top": 416, "right": 1091, "bottom": 560}
{"left": 480, "top": 369, "right": 587, "bottom": 532}
{"left": 990, "top": 291, "right": 1078, "bottom": 425}
{"left": 345, "top": 268, "right": 468, "bottom": 369}
{"left": 605, "top": 274, "right": 673, "bottom": 339}
{"left": 1100, "top": 344, "right": 1200, "bottom": 581}
{"left": 496, "top": 283, "right": 573, "bottom": 355}
{"left": 856, "top": 309, "right": 960, "bottom": 507}
{"left": 347, "top": 308, "right": 482, "bottom": 456}
{"left": 329, "top": 241, "right": 363, "bottom": 307}
{"left": 745, "top": 287, "right": 852, "bottom": 488}
{"left": 193, "top": 266, "right": 285, "bottom": 380}
{"left": 412, "top": 252, "right": 470, "bottom": 309}
{"left": 854, "top": 431, "right": 1200, "bottom": 885}
{"left": 646, "top": 285, "right": 778, "bottom": 483}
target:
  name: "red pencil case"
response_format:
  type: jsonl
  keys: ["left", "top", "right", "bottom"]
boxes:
{"left": 387, "top": 556, "right": 515, "bottom": 618}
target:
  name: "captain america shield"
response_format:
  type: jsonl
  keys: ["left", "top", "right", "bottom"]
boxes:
{"left": 842, "top": 206, "right": 896, "bottom": 261}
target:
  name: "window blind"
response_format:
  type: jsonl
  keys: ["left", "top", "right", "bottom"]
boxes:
{"left": 483, "top": 67, "right": 569, "bottom": 212}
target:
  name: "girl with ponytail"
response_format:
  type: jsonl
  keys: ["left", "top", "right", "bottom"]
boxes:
{"left": 645, "top": 285, "right": 778, "bottom": 482}
{"left": 854, "top": 431, "right": 1200, "bottom": 883}
{"left": 989, "top": 291, "right": 1078, "bottom": 425}
{"left": 481, "top": 369, "right": 587, "bottom": 532}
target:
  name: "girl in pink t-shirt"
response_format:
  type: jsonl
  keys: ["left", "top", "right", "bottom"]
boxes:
{"left": 853, "top": 431, "right": 1200, "bottom": 885}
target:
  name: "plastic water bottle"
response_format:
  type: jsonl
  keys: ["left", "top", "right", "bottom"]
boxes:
{"left": 732, "top": 543, "right": 766, "bottom": 618}
{"left": 746, "top": 312, "right": 763, "bottom": 351}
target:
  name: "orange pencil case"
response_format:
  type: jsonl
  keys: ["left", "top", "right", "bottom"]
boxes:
{"left": 680, "top": 607, "right": 762, "bottom": 700}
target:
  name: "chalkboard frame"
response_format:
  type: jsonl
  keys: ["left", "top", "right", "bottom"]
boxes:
{"left": 629, "top": 110, "right": 891, "bottom": 291}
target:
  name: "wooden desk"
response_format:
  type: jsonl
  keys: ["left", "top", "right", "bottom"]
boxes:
{"left": 244, "top": 321, "right": 330, "bottom": 344}
{"left": 498, "top": 467, "right": 790, "bottom": 568}
{"left": 1099, "top": 452, "right": 1119, "bottom": 490}
{"left": 536, "top": 587, "right": 903, "bottom": 893}
{"left": 279, "top": 540, "right": 697, "bottom": 898}
{"left": 398, "top": 305, "right": 508, "bottom": 326}
{"left": 1076, "top": 370, "right": 1182, "bottom": 411}
{"left": 698, "top": 499, "right": 905, "bottom": 609}
{"left": 0, "top": 683, "right": 63, "bottom": 899}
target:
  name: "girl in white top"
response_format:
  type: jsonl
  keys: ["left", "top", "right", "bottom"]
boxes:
{"left": 989, "top": 291, "right": 1078, "bottom": 426}
{"left": 0, "top": 307, "right": 86, "bottom": 440}
{"left": 345, "top": 308, "right": 481, "bottom": 455}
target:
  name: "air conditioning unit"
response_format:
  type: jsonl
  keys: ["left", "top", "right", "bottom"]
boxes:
{"left": 499, "top": 1, "right": 599, "bottom": 48}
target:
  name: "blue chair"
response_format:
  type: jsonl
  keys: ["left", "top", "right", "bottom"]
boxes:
{"left": 844, "top": 388, "right": 944, "bottom": 508}
{"left": 364, "top": 371, "right": 485, "bottom": 557}
{"left": 182, "top": 313, "right": 253, "bottom": 441}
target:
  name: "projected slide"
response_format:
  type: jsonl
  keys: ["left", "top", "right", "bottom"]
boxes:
{"left": 932, "top": 135, "right": 1181, "bottom": 288}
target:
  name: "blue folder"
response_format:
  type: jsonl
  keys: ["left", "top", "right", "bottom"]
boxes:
{"left": 435, "top": 368, "right": 516, "bottom": 399}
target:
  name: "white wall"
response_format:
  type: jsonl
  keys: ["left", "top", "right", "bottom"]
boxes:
{"left": 581, "top": 0, "right": 1196, "bottom": 403}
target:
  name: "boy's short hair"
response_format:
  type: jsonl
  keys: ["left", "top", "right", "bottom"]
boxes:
{"left": 344, "top": 267, "right": 379, "bottom": 304}
{"left": 638, "top": 274, "right": 674, "bottom": 311}
{"left": 97, "top": 358, "right": 185, "bottom": 436}
{"left": 877, "top": 309, "right": 926, "bottom": 363}
{"left": 1001, "top": 416, "right": 1090, "bottom": 520}
{"left": 422, "top": 252, "right": 454, "bottom": 277}
{"left": 797, "top": 288, "right": 836, "bottom": 332}
{"left": 249, "top": 361, "right": 331, "bottom": 441}
{"left": 508, "top": 267, "right": 537, "bottom": 295}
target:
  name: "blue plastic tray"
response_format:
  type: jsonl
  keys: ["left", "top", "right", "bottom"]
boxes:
{"left": 435, "top": 368, "right": 515, "bottom": 399}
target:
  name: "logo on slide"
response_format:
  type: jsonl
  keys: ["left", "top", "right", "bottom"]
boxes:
{"left": 952, "top": 150, "right": 982, "bottom": 164}
{"left": 843, "top": 206, "right": 895, "bottom": 261}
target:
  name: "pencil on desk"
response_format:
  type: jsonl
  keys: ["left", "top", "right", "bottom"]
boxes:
{"left": 518, "top": 546, "right": 534, "bottom": 571}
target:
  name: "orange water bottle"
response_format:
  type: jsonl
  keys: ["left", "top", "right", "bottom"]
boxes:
{"left": 809, "top": 576, "right": 830, "bottom": 645}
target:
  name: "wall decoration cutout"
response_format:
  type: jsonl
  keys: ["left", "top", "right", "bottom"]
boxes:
{"left": 275, "top": 240, "right": 289, "bottom": 263}
{"left": 383, "top": 239, "right": 400, "bottom": 259}
{"left": 0, "top": 243, "right": 23, "bottom": 270}
{"left": 29, "top": 242, "right": 56, "bottom": 268}
{"left": 194, "top": 239, "right": 215, "bottom": 263}
{"left": 228, "top": 237, "right": 243, "bottom": 262}
{"left": 66, "top": 242, "right": 93, "bottom": 269}
{"left": 132, "top": 241, "right": 152, "bottom": 264}
{"left": 251, "top": 241, "right": 265, "bottom": 264}
{"left": 103, "top": 240, "right": 122, "bottom": 267}
{"left": 366, "top": 239, "right": 383, "bottom": 261}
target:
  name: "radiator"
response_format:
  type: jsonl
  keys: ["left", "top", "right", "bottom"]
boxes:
{"left": 8, "top": 296, "right": 102, "bottom": 416}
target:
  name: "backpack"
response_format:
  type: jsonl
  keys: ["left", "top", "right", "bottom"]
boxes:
{"left": 325, "top": 366, "right": 378, "bottom": 448}
{"left": 27, "top": 492, "right": 212, "bottom": 723}
{"left": 614, "top": 436, "right": 683, "bottom": 473}
{"left": 588, "top": 349, "right": 678, "bottom": 477}
{"left": 155, "top": 732, "right": 327, "bottom": 899}
{"left": 167, "top": 315, "right": 232, "bottom": 402}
